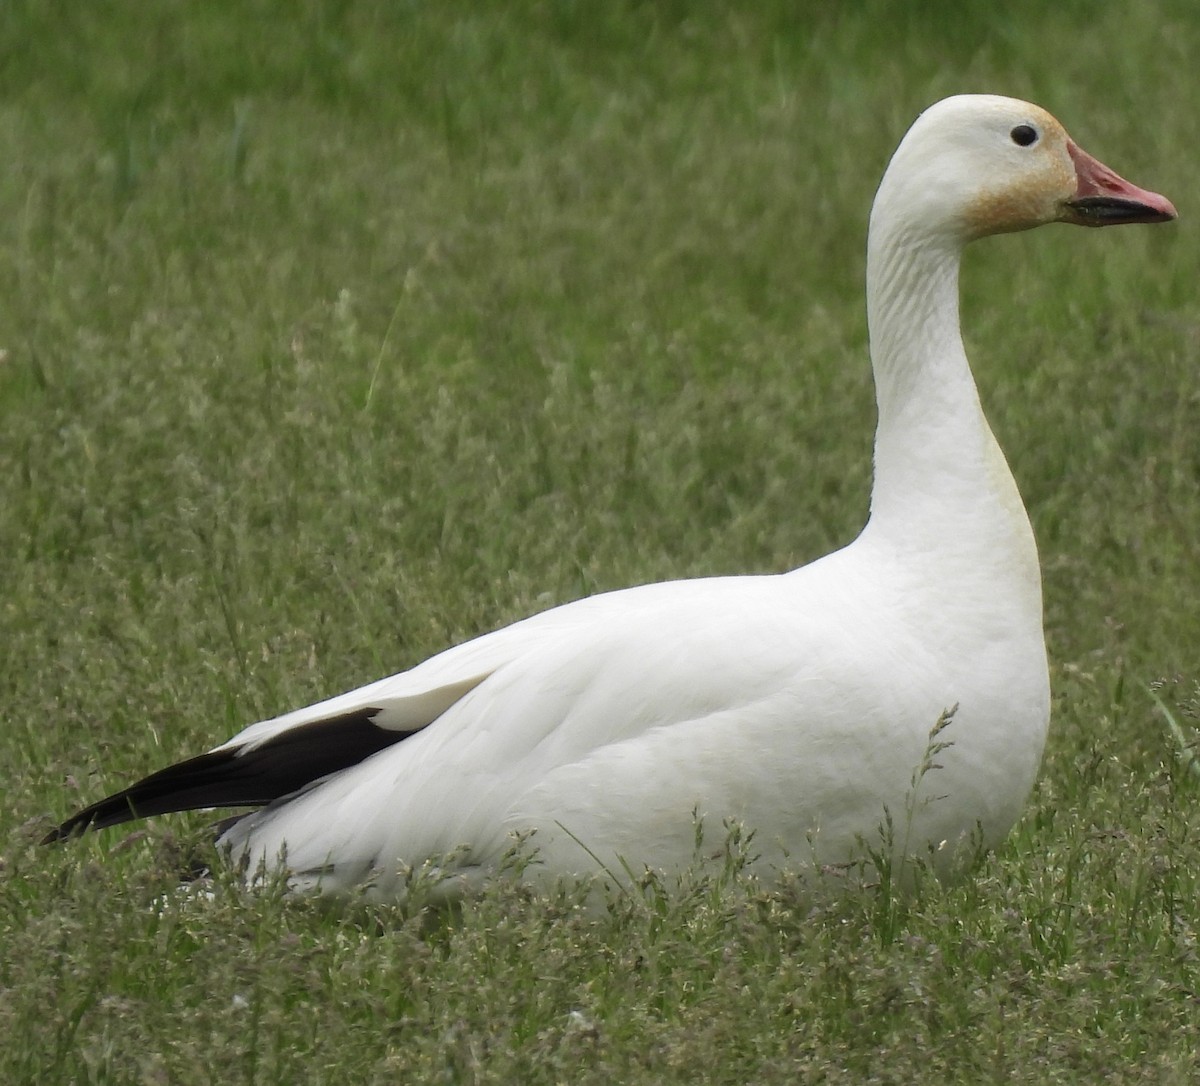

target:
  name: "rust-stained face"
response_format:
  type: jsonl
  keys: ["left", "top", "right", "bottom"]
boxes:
{"left": 879, "top": 95, "right": 1176, "bottom": 243}
{"left": 960, "top": 105, "right": 1075, "bottom": 236}
{"left": 959, "top": 101, "right": 1176, "bottom": 237}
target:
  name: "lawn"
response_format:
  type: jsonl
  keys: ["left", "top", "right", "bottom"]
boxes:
{"left": 2, "top": 0, "right": 1199, "bottom": 1082}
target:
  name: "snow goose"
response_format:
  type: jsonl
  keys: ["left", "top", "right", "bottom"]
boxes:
{"left": 47, "top": 95, "right": 1176, "bottom": 896}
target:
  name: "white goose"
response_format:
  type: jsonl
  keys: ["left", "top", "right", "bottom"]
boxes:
{"left": 49, "top": 95, "right": 1175, "bottom": 896}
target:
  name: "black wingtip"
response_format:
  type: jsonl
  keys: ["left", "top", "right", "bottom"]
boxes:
{"left": 42, "top": 810, "right": 109, "bottom": 844}
{"left": 42, "top": 747, "right": 250, "bottom": 844}
{"left": 44, "top": 706, "right": 412, "bottom": 844}
{"left": 42, "top": 793, "right": 148, "bottom": 843}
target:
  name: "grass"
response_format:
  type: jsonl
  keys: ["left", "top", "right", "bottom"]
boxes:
{"left": 2, "top": 0, "right": 1200, "bottom": 1081}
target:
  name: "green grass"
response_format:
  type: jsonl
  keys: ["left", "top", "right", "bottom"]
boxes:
{"left": 3, "top": 0, "right": 1200, "bottom": 1081}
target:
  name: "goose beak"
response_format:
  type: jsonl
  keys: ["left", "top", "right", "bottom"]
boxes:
{"left": 1063, "top": 141, "right": 1177, "bottom": 226}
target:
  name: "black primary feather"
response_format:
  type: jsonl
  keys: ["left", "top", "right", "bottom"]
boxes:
{"left": 44, "top": 707, "right": 413, "bottom": 843}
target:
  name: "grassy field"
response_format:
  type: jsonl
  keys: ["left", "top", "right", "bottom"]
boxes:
{"left": 3, "top": 0, "right": 1199, "bottom": 1081}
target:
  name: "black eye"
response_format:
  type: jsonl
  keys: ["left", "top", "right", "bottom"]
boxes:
{"left": 1010, "top": 124, "right": 1039, "bottom": 147}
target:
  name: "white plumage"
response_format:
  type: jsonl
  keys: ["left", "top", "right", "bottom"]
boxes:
{"left": 52, "top": 95, "right": 1176, "bottom": 896}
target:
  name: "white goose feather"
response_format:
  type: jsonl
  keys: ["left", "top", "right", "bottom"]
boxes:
{"left": 51, "top": 95, "right": 1176, "bottom": 896}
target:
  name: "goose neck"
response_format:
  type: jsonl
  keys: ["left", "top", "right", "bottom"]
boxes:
{"left": 866, "top": 221, "right": 967, "bottom": 425}
{"left": 862, "top": 215, "right": 1033, "bottom": 573}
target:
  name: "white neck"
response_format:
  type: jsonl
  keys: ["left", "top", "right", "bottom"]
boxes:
{"left": 859, "top": 200, "right": 1041, "bottom": 610}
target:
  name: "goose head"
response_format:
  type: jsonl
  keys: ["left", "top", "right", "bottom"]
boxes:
{"left": 872, "top": 94, "right": 1177, "bottom": 245}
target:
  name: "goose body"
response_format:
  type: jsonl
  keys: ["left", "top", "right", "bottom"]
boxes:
{"left": 49, "top": 96, "right": 1176, "bottom": 896}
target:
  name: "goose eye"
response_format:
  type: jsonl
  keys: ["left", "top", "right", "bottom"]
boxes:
{"left": 1010, "top": 124, "right": 1039, "bottom": 147}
